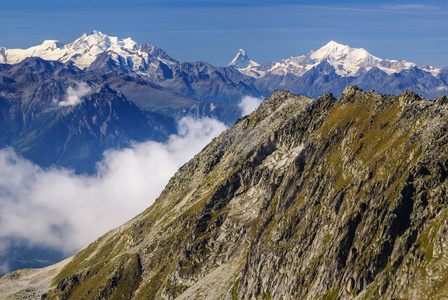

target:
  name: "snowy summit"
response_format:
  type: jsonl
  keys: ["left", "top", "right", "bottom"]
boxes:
{"left": 0, "top": 30, "right": 175, "bottom": 70}
{"left": 235, "top": 40, "right": 441, "bottom": 78}
{"left": 0, "top": 35, "right": 442, "bottom": 80}
{"left": 228, "top": 49, "right": 259, "bottom": 69}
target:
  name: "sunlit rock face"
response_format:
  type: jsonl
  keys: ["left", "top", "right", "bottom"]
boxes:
{"left": 2, "top": 87, "right": 448, "bottom": 299}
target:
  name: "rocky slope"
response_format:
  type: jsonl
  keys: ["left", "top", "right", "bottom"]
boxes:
{"left": 2, "top": 87, "right": 448, "bottom": 299}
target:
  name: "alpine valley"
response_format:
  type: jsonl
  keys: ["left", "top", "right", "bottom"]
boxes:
{"left": 0, "top": 31, "right": 448, "bottom": 298}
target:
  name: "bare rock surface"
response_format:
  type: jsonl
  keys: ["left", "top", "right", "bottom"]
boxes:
{"left": 0, "top": 257, "right": 71, "bottom": 299}
{"left": 2, "top": 87, "right": 448, "bottom": 299}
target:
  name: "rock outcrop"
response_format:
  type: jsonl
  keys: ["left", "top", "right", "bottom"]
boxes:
{"left": 2, "top": 87, "right": 448, "bottom": 299}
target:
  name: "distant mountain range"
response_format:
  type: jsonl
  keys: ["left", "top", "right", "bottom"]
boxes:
{"left": 228, "top": 40, "right": 448, "bottom": 99}
{"left": 0, "top": 30, "right": 262, "bottom": 107}
{"left": 0, "top": 58, "right": 176, "bottom": 173}
{"left": 2, "top": 31, "right": 447, "bottom": 102}
{"left": 0, "top": 30, "right": 447, "bottom": 173}
{"left": 0, "top": 31, "right": 259, "bottom": 173}
{"left": 230, "top": 40, "right": 441, "bottom": 77}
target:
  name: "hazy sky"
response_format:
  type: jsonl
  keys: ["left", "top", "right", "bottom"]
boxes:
{"left": 1, "top": 0, "right": 447, "bottom": 67}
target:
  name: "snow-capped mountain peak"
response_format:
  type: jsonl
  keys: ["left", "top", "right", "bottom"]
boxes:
{"left": 59, "top": 31, "right": 146, "bottom": 68}
{"left": 238, "top": 40, "right": 441, "bottom": 78}
{"left": 307, "top": 41, "right": 382, "bottom": 75}
{"left": 67, "top": 30, "right": 139, "bottom": 53}
{"left": 0, "top": 30, "right": 175, "bottom": 70}
{"left": 228, "top": 49, "right": 259, "bottom": 69}
{"left": 310, "top": 40, "right": 352, "bottom": 60}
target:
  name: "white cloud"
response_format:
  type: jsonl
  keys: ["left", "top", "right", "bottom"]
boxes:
{"left": 238, "top": 95, "right": 264, "bottom": 117}
{"left": 58, "top": 82, "right": 92, "bottom": 106}
{"left": 436, "top": 86, "right": 448, "bottom": 92}
{"left": 0, "top": 117, "right": 227, "bottom": 260}
{"left": 384, "top": 4, "right": 438, "bottom": 10}
{"left": 0, "top": 261, "right": 9, "bottom": 275}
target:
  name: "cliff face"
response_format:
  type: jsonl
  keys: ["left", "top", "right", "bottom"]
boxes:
{"left": 3, "top": 87, "right": 448, "bottom": 299}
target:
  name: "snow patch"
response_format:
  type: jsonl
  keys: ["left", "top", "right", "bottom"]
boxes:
{"left": 159, "top": 58, "right": 177, "bottom": 66}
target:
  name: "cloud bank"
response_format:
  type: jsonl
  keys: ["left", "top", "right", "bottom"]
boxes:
{"left": 0, "top": 117, "right": 227, "bottom": 260}
{"left": 0, "top": 94, "right": 261, "bottom": 273}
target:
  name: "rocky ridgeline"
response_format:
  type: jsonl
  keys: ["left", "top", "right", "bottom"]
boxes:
{"left": 2, "top": 87, "right": 448, "bottom": 299}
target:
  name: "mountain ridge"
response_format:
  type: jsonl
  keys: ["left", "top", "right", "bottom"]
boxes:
{"left": 234, "top": 40, "right": 441, "bottom": 78}
{"left": 0, "top": 31, "right": 447, "bottom": 283}
{"left": 228, "top": 41, "right": 446, "bottom": 99}
{"left": 2, "top": 32, "right": 442, "bottom": 76}
{"left": 0, "top": 30, "right": 177, "bottom": 71}
{"left": 1, "top": 31, "right": 447, "bottom": 101}
{"left": 2, "top": 87, "right": 448, "bottom": 299}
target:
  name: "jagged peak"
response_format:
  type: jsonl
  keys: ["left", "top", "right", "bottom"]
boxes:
{"left": 91, "top": 29, "right": 105, "bottom": 37}
{"left": 237, "top": 48, "right": 246, "bottom": 56}
{"left": 228, "top": 48, "right": 259, "bottom": 69}
{"left": 341, "top": 85, "right": 362, "bottom": 95}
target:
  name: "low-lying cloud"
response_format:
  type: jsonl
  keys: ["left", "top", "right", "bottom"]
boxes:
{"left": 0, "top": 94, "right": 263, "bottom": 274}
{"left": 0, "top": 117, "right": 227, "bottom": 264}
{"left": 238, "top": 95, "right": 264, "bottom": 117}
{"left": 59, "top": 82, "right": 92, "bottom": 106}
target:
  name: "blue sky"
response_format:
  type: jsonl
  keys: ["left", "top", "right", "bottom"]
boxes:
{"left": 1, "top": 0, "right": 447, "bottom": 67}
